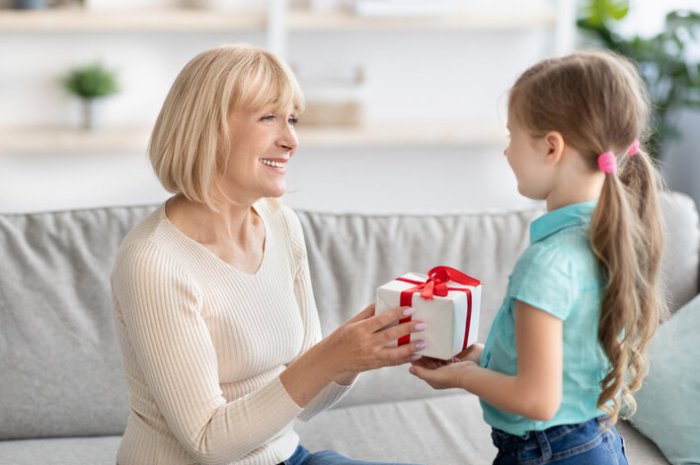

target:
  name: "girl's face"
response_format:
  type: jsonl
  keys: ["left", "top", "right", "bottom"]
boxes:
{"left": 504, "top": 117, "right": 553, "bottom": 201}
{"left": 219, "top": 103, "right": 299, "bottom": 204}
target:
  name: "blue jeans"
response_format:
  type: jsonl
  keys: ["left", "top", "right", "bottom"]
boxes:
{"left": 491, "top": 417, "right": 628, "bottom": 465}
{"left": 280, "top": 445, "right": 419, "bottom": 465}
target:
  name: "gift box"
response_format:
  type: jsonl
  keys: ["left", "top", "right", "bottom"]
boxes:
{"left": 375, "top": 266, "right": 481, "bottom": 360}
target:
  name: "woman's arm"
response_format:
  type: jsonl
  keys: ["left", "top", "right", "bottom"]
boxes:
{"left": 282, "top": 206, "right": 425, "bottom": 414}
{"left": 410, "top": 300, "right": 562, "bottom": 421}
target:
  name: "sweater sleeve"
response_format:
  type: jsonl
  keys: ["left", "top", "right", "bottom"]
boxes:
{"left": 112, "top": 241, "right": 303, "bottom": 465}
{"left": 282, "top": 207, "right": 354, "bottom": 421}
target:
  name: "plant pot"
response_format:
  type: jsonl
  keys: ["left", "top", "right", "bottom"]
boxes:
{"left": 80, "top": 98, "right": 103, "bottom": 131}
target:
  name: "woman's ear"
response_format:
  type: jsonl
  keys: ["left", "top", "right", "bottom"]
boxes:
{"left": 543, "top": 131, "right": 566, "bottom": 166}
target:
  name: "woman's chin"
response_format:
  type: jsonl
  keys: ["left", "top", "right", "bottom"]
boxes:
{"left": 265, "top": 184, "right": 286, "bottom": 199}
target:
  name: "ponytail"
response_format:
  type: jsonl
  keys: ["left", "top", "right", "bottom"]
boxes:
{"left": 590, "top": 148, "right": 667, "bottom": 425}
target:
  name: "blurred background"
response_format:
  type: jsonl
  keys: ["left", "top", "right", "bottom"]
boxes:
{"left": 0, "top": 0, "right": 698, "bottom": 214}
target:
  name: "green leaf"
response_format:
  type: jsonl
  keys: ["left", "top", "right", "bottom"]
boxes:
{"left": 584, "top": 0, "right": 629, "bottom": 26}
{"left": 577, "top": 0, "right": 700, "bottom": 159}
{"left": 61, "top": 62, "right": 119, "bottom": 99}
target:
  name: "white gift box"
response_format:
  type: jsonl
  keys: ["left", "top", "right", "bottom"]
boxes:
{"left": 375, "top": 270, "right": 481, "bottom": 360}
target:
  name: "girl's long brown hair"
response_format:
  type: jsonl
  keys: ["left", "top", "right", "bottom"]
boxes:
{"left": 508, "top": 51, "right": 667, "bottom": 425}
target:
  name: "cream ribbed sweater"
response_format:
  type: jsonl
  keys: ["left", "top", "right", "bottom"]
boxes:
{"left": 111, "top": 199, "right": 350, "bottom": 465}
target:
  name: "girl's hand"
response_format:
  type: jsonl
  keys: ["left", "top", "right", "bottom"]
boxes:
{"left": 409, "top": 359, "right": 478, "bottom": 390}
{"left": 320, "top": 303, "right": 426, "bottom": 376}
{"left": 408, "top": 343, "right": 483, "bottom": 390}
{"left": 457, "top": 343, "right": 484, "bottom": 364}
{"left": 411, "top": 343, "right": 484, "bottom": 370}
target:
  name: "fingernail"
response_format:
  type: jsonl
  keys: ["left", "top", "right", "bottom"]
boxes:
{"left": 410, "top": 354, "right": 422, "bottom": 361}
{"left": 403, "top": 307, "right": 416, "bottom": 316}
{"left": 414, "top": 322, "right": 428, "bottom": 331}
{"left": 416, "top": 341, "right": 427, "bottom": 350}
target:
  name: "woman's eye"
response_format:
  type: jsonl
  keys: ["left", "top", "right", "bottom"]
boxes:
{"left": 288, "top": 117, "right": 298, "bottom": 126}
{"left": 261, "top": 115, "right": 275, "bottom": 121}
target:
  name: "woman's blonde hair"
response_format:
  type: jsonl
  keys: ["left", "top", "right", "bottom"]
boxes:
{"left": 509, "top": 50, "right": 668, "bottom": 425}
{"left": 149, "top": 43, "right": 304, "bottom": 209}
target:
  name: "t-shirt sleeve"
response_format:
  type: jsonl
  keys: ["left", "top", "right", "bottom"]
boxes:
{"left": 508, "top": 243, "right": 577, "bottom": 320}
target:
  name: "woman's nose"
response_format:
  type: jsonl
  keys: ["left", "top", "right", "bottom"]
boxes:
{"left": 278, "top": 123, "right": 298, "bottom": 152}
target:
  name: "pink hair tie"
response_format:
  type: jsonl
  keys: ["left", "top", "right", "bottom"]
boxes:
{"left": 597, "top": 151, "right": 617, "bottom": 174}
{"left": 627, "top": 139, "right": 640, "bottom": 157}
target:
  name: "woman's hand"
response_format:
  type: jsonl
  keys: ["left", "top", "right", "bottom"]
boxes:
{"left": 320, "top": 303, "right": 427, "bottom": 377}
{"left": 281, "top": 303, "right": 426, "bottom": 407}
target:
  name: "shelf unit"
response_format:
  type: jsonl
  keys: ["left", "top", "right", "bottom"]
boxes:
{"left": 0, "top": 5, "right": 556, "bottom": 33}
{"left": 0, "top": 8, "right": 265, "bottom": 32}
{"left": 0, "top": 1, "right": 572, "bottom": 155}
{"left": 0, "top": 121, "right": 506, "bottom": 154}
{"left": 286, "top": 6, "right": 555, "bottom": 31}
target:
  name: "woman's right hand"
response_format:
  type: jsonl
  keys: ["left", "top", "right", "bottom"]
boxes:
{"left": 280, "top": 303, "right": 425, "bottom": 407}
{"left": 318, "top": 303, "right": 427, "bottom": 377}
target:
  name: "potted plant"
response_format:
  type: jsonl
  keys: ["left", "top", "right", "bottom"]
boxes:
{"left": 61, "top": 62, "right": 119, "bottom": 131}
{"left": 577, "top": 0, "right": 700, "bottom": 160}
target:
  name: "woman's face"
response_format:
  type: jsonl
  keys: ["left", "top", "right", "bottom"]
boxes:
{"left": 220, "top": 103, "right": 299, "bottom": 204}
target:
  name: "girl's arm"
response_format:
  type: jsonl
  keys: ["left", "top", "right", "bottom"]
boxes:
{"left": 410, "top": 300, "right": 562, "bottom": 421}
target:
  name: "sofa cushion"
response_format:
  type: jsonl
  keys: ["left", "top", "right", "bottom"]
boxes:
{"left": 296, "top": 394, "right": 497, "bottom": 465}
{"left": 628, "top": 293, "right": 700, "bottom": 465}
{"left": 0, "top": 206, "right": 155, "bottom": 440}
{"left": 296, "top": 395, "right": 670, "bottom": 465}
{"left": 0, "top": 436, "right": 121, "bottom": 465}
{"left": 616, "top": 421, "right": 671, "bottom": 465}
{"left": 658, "top": 192, "right": 700, "bottom": 312}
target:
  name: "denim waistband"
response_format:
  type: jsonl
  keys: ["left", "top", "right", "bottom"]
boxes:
{"left": 491, "top": 417, "right": 602, "bottom": 457}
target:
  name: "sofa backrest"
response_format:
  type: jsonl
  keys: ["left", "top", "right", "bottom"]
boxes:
{"left": 0, "top": 206, "right": 153, "bottom": 440}
{"left": 0, "top": 192, "right": 697, "bottom": 440}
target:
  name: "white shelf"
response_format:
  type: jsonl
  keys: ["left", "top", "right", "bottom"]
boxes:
{"left": 0, "top": 8, "right": 266, "bottom": 33}
{"left": 0, "top": 126, "right": 152, "bottom": 153}
{"left": 0, "top": 122, "right": 506, "bottom": 154}
{"left": 288, "top": 6, "right": 555, "bottom": 31}
{"left": 0, "top": 6, "right": 554, "bottom": 33}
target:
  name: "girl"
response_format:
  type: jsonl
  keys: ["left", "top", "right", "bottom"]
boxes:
{"left": 410, "top": 51, "right": 667, "bottom": 464}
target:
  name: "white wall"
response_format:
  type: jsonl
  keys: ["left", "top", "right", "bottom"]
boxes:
{"left": 0, "top": 2, "right": 551, "bottom": 214}
{"left": 1, "top": 0, "right": 698, "bottom": 214}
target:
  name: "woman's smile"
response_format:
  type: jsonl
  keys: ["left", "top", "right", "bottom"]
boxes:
{"left": 259, "top": 157, "right": 289, "bottom": 173}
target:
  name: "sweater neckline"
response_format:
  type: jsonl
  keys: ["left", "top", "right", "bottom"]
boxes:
{"left": 157, "top": 200, "right": 270, "bottom": 278}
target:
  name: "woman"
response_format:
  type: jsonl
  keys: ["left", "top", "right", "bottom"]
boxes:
{"left": 111, "top": 44, "right": 426, "bottom": 465}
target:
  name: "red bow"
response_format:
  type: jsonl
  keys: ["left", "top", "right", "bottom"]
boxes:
{"left": 394, "top": 266, "right": 480, "bottom": 348}
{"left": 396, "top": 265, "right": 480, "bottom": 300}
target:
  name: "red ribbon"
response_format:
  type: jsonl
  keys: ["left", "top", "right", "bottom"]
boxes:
{"left": 395, "top": 266, "right": 480, "bottom": 349}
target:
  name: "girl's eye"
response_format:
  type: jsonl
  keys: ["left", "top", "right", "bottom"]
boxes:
{"left": 288, "top": 117, "right": 298, "bottom": 126}
{"left": 261, "top": 115, "right": 275, "bottom": 122}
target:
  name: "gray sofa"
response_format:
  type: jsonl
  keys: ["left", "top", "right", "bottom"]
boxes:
{"left": 1, "top": 192, "right": 698, "bottom": 465}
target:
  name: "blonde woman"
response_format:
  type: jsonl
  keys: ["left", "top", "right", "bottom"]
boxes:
{"left": 111, "top": 44, "right": 425, "bottom": 465}
{"left": 411, "top": 51, "right": 666, "bottom": 464}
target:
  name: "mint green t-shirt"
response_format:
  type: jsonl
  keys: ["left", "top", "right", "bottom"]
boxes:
{"left": 480, "top": 201, "right": 609, "bottom": 436}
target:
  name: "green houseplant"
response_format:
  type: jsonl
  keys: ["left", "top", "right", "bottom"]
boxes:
{"left": 62, "top": 62, "right": 119, "bottom": 130}
{"left": 577, "top": 0, "right": 700, "bottom": 160}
